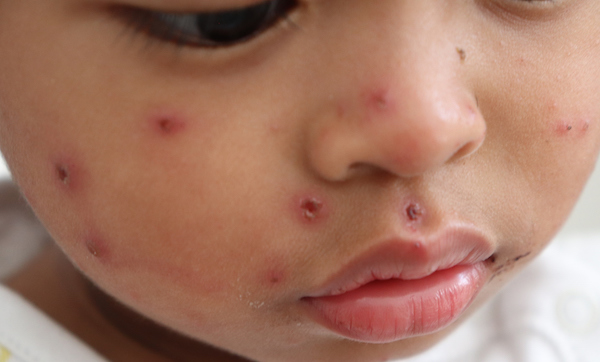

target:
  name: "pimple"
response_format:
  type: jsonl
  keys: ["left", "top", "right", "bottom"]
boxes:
{"left": 146, "top": 110, "right": 188, "bottom": 137}
{"left": 52, "top": 158, "right": 84, "bottom": 192}
{"left": 402, "top": 201, "right": 427, "bottom": 232}
{"left": 155, "top": 117, "right": 186, "bottom": 135}
{"left": 555, "top": 120, "right": 573, "bottom": 135}
{"left": 292, "top": 194, "right": 330, "bottom": 225}
{"left": 364, "top": 87, "right": 395, "bottom": 117}
{"left": 85, "top": 236, "right": 110, "bottom": 261}
{"left": 301, "top": 198, "right": 323, "bottom": 221}
{"left": 56, "top": 164, "right": 70, "bottom": 185}
{"left": 370, "top": 90, "right": 391, "bottom": 111}
{"left": 258, "top": 253, "right": 289, "bottom": 288}
{"left": 405, "top": 203, "right": 424, "bottom": 222}
{"left": 266, "top": 268, "right": 286, "bottom": 286}
{"left": 554, "top": 118, "right": 591, "bottom": 138}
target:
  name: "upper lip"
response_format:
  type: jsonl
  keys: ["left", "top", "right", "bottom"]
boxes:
{"left": 305, "top": 223, "right": 495, "bottom": 297}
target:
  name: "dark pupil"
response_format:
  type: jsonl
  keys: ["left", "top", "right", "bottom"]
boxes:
{"left": 196, "top": 2, "right": 274, "bottom": 44}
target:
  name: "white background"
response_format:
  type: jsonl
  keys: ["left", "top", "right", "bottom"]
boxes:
{"left": 1, "top": 153, "right": 598, "bottom": 236}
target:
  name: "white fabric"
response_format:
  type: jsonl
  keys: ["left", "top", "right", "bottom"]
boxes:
{"left": 0, "top": 285, "right": 108, "bottom": 362}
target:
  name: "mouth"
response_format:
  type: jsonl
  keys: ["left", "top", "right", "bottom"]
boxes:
{"left": 301, "top": 225, "right": 494, "bottom": 343}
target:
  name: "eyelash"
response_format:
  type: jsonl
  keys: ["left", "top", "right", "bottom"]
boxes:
{"left": 116, "top": 0, "right": 299, "bottom": 49}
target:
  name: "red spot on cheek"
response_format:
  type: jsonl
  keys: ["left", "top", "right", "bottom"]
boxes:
{"left": 157, "top": 117, "right": 185, "bottom": 135}
{"left": 555, "top": 121, "right": 573, "bottom": 136}
{"left": 57, "top": 165, "right": 69, "bottom": 184}
{"left": 85, "top": 237, "right": 111, "bottom": 261}
{"left": 148, "top": 112, "right": 187, "bottom": 136}
{"left": 259, "top": 253, "right": 289, "bottom": 288}
{"left": 301, "top": 198, "right": 324, "bottom": 221}
{"left": 292, "top": 194, "right": 330, "bottom": 224}
{"left": 52, "top": 157, "right": 85, "bottom": 192}
{"left": 266, "top": 268, "right": 286, "bottom": 285}
{"left": 554, "top": 119, "right": 592, "bottom": 138}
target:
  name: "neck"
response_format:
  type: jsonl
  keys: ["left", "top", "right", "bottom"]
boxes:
{"left": 6, "top": 244, "right": 248, "bottom": 362}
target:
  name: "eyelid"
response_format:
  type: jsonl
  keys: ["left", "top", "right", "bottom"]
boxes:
{"left": 110, "top": 0, "right": 279, "bottom": 13}
{"left": 114, "top": 0, "right": 299, "bottom": 49}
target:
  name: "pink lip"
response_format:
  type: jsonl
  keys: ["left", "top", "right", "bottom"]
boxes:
{"left": 302, "top": 225, "right": 494, "bottom": 343}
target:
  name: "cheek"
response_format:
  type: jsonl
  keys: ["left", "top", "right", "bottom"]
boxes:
{"left": 51, "top": 154, "right": 90, "bottom": 195}
{"left": 552, "top": 117, "right": 591, "bottom": 139}
{"left": 525, "top": 108, "right": 600, "bottom": 234}
{"left": 146, "top": 110, "right": 188, "bottom": 137}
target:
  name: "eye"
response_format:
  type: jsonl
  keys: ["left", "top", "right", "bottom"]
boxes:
{"left": 120, "top": 0, "right": 299, "bottom": 48}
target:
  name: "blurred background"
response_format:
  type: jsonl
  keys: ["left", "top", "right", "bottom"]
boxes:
{"left": 0, "top": 153, "right": 598, "bottom": 237}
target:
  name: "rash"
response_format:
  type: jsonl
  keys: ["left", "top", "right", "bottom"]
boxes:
{"left": 52, "top": 157, "right": 85, "bottom": 192}
{"left": 292, "top": 193, "right": 330, "bottom": 225}
{"left": 405, "top": 203, "right": 423, "bottom": 221}
{"left": 85, "top": 235, "right": 110, "bottom": 261}
{"left": 56, "top": 164, "right": 70, "bottom": 185}
{"left": 554, "top": 118, "right": 591, "bottom": 138}
{"left": 301, "top": 198, "right": 323, "bottom": 221}
{"left": 156, "top": 117, "right": 185, "bottom": 135}
{"left": 362, "top": 86, "right": 396, "bottom": 124}
{"left": 367, "top": 88, "right": 393, "bottom": 113}
{"left": 147, "top": 111, "right": 187, "bottom": 137}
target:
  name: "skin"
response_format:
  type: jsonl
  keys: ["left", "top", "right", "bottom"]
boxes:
{"left": 1, "top": 0, "right": 600, "bottom": 361}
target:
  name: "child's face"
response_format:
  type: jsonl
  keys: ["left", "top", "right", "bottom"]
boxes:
{"left": 1, "top": 0, "right": 600, "bottom": 361}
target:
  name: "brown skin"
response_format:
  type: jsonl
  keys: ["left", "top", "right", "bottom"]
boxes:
{"left": 1, "top": 0, "right": 600, "bottom": 361}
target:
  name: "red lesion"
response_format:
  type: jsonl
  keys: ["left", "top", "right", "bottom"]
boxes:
{"left": 84, "top": 234, "right": 111, "bottom": 262}
{"left": 56, "top": 164, "right": 70, "bottom": 185}
{"left": 52, "top": 156, "right": 85, "bottom": 192}
{"left": 367, "top": 87, "right": 393, "bottom": 114}
{"left": 360, "top": 85, "right": 397, "bottom": 124}
{"left": 554, "top": 118, "right": 592, "bottom": 138}
{"left": 301, "top": 198, "right": 323, "bottom": 221}
{"left": 405, "top": 203, "right": 423, "bottom": 221}
{"left": 293, "top": 193, "right": 330, "bottom": 225}
{"left": 155, "top": 117, "right": 186, "bottom": 135}
{"left": 266, "top": 268, "right": 286, "bottom": 286}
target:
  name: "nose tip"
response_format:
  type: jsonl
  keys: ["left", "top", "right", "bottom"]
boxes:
{"left": 307, "top": 90, "right": 487, "bottom": 181}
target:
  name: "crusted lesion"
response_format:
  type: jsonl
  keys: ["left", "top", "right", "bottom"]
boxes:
{"left": 56, "top": 164, "right": 70, "bottom": 185}
{"left": 86, "top": 239, "right": 99, "bottom": 257}
{"left": 456, "top": 47, "right": 467, "bottom": 63}
{"left": 405, "top": 203, "right": 423, "bottom": 221}
{"left": 301, "top": 198, "right": 323, "bottom": 221}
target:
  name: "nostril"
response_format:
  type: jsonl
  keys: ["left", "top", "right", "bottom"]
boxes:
{"left": 454, "top": 128, "right": 486, "bottom": 161}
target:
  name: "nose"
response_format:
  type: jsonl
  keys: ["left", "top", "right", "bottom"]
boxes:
{"left": 306, "top": 4, "right": 486, "bottom": 181}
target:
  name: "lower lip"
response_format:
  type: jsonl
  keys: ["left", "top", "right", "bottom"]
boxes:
{"left": 303, "top": 264, "right": 488, "bottom": 343}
